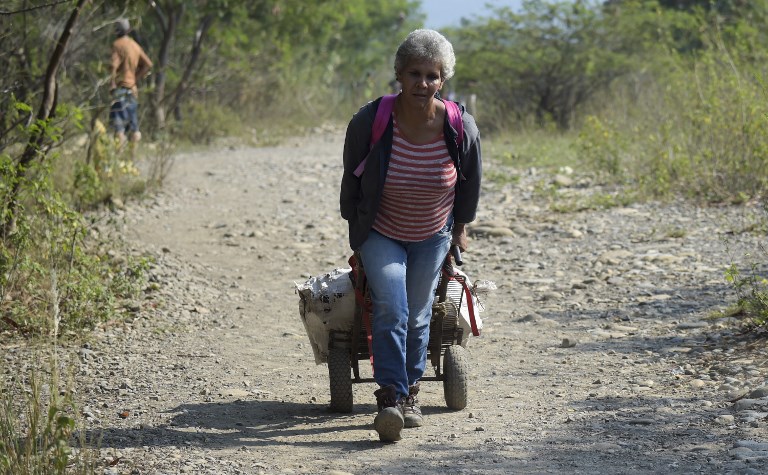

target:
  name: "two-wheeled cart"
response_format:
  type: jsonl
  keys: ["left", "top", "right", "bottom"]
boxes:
{"left": 326, "top": 247, "right": 480, "bottom": 413}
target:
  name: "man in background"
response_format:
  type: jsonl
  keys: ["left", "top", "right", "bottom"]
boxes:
{"left": 109, "top": 18, "right": 152, "bottom": 147}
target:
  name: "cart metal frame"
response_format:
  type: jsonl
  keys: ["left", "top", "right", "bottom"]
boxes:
{"left": 327, "top": 250, "right": 471, "bottom": 412}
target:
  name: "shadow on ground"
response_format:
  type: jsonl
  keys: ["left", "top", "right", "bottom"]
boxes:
{"left": 94, "top": 399, "right": 387, "bottom": 450}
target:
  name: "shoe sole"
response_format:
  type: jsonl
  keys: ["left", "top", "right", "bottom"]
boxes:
{"left": 404, "top": 415, "right": 423, "bottom": 428}
{"left": 374, "top": 407, "right": 404, "bottom": 442}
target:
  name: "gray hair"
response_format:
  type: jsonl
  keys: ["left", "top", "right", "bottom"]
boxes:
{"left": 394, "top": 29, "right": 456, "bottom": 81}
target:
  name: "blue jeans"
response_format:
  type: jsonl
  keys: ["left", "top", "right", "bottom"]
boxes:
{"left": 359, "top": 220, "right": 452, "bottom": 399}
{"left": 109, "top": 88, "right": 139, "bottom": 134}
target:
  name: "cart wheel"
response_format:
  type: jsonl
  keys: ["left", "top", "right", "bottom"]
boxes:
{"left": 328, "top": 347, "right": 353, "bottom": 413}
{"left": 443, "top": 345, "right": 469, "bottom": 410}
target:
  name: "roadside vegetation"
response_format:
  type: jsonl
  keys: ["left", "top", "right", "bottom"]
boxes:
{"left": 0, "top": 0, "right": 766, "bottom": 472}
{"left": 447, "top": 0, "right": 768, "bottom": 335}
{"left": 451, "top": 1, "right": 768, "bottom": 205}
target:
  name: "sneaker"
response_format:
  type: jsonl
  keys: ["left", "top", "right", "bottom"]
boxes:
{"left": 403, "top": 382, "right": 423, "bottom": 428}
{"left": 373, "top": 385, "right": 404, "bottom": 442}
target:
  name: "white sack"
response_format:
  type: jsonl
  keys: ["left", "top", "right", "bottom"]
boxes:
{"left": 296, "top": 268, "right": 355, "bottom": 364}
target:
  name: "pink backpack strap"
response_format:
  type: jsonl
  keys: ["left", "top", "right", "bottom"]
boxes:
{"left": 444, "top": 100, "right": 464, "bottom": 147}
{"left": 370, "top": 94, "right": 397, "bottom": 148}
{"left": 353, "top": 95, "right": 397, "bottom": 178}
{"left": 353, "top": 96, "right": 463, "bottom": 178}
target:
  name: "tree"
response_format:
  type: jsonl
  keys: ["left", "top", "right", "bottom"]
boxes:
{"left": 146, "top": 0, "right": 184, "bottom": 130}
{"left": 2, "top": 0, "right": 90, "bottom": 236}
{"left": 451, "top": 0, "right": 631, "bottom": 130}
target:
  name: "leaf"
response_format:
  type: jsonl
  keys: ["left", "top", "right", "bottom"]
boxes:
{"left": 14, "top": 102, "right": 32, "bottom": 113}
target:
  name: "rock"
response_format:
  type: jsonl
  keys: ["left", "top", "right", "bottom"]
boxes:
{"left": 734, "top": 399, "right": 763, "bottom": 411}
{"left": 730, "top": 446, "right": 757, "bottom": 460}
{"left": 552, "top": 174, "right": 574, "bottom": 187}
{"left": 563, "top": 228, "right": 583, "bottom": 238}
{"left": 715, "top": 414, "right": 735, "bottom": 425}
{"left": 225, "top": 388, "right": 251, "bottom": 398}
{"left": 588, "top": 329, "right": 627, "bottom": 339}
{"left": 727, "top": 389, "right": 750, "bottom": 401}
{"left": 110, "top": 197, "right": 125, "bottom": 210}
{"left": 472, "top": 226, "right": 516, "bottom": 237}
{"left": 748, "top": 387, "right": 768, "bottom": 399}
{"left": 635, "top": 294, "right": 673, "bottom": 305}
{"left": 592, "top": 442, "right": 622, "bottom": 452}
{"left": 598, "top": 250, "right": 633, "bottom": 265}
{"left": 539, "top": 291, "right": 562, "bottom": 301}
{"left": 626, "top": 418, "right": 655, "bottom": 425}
{"left": 517, "top": 313, "right": 555, "bottom": 325}
{"left": 677, "top": 321, "right": 709, "bottom": 330}
{"left": 560, "top": 338, "right": 577, "bottom": 348}
{"left": 641, "top": 253, "right": 683, "bottom": 264}
{"left": 523, "top": 278, "right": 556, "bottom": 285}
{"left": 510, "top": 224, "right": 532, "bottom": 236}
{"left": 734, "top": 440, "right": 768, "bottom": 452}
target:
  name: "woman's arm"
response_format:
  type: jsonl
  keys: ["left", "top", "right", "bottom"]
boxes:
{"left": 453, "top": 116, "right": 482, "bottom": 225}
{"left": 340, "top": 104, "right": 374, "bottom": 220}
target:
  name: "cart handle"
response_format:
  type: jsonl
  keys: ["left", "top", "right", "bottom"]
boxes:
{"left": 451, "top": 244, "right": 463, "bottom": 266}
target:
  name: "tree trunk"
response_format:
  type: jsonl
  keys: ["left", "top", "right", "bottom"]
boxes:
{"left": 151, "top": 2, "right": 185, "bottom": 132}
{"left": 168, "top": 13, "right": 215, "bottom": 121}
{"left": 3, "top": 0, "right": 90, "bottom": 237}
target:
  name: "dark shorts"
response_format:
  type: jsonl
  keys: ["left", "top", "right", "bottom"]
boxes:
{"left": 109, "top": 88, "right": 139, "bottom": 134}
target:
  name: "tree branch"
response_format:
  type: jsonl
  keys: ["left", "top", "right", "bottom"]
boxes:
{"left": 168, "top": 13, "right": 215, "bottom": 117}
{"left": 0, "top": 0, "right": 70, "bottom": 15}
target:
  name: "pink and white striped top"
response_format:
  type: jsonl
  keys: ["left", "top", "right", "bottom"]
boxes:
{"left": 372, "top": 117, "right": 457, "bottom": 242}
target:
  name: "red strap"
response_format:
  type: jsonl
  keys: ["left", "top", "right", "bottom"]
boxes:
{"left": 459, "top": 279, "right": 480, "bottom": 336}
{"left": 353, "top": 95, "right": 463, "bottom": 178}
{"left": 350, "top": 256, "right": 376, "bottom": 371}
{"left": 361, "top": 300, "right": 374, "bottom": 371}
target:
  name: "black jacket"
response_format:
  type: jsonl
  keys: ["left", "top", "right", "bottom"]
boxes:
{"left": 340, "top": 96, "right": 482, "bottom": 250}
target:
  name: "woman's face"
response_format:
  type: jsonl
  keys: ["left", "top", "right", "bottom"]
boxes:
{"left": 397, "top": 59, "right": 444, "bottom": 106}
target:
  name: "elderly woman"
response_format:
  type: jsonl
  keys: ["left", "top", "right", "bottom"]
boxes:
{"left": 340, "top": 29, "right": 481, "bottom": 442}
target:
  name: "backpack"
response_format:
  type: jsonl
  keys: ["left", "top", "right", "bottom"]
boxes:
{"left": 352, "top": 94, "right": 464, "bottom": 177}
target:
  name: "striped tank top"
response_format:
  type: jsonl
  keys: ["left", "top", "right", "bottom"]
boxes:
{"left": 372, "top": 116, "right": 457, "bottom": 242}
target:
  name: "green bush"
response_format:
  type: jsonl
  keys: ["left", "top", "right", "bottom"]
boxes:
{"left": 576, "top": 115, "right": 630, "bottom": 180}
{"left": 1, "top": 102, "right": 151, "bottom": 338}
{"left": 725, "top": 260, "right": 768, "bottom": 329}
{"left": 0, "top": 214, "right": 150, "bottom": 337}
{"left": 0, "top": 354, "right": 96, "bottom": 474}
{"left": 172, "top": 101, "right": 247, "bottom": 145}
{"left": 576, "top": 26, "right": 768, "bottom": 203}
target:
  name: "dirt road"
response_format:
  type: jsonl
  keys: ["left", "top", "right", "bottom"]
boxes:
{"left": 72, "top": 131, "right": 768, "bottom": 474}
